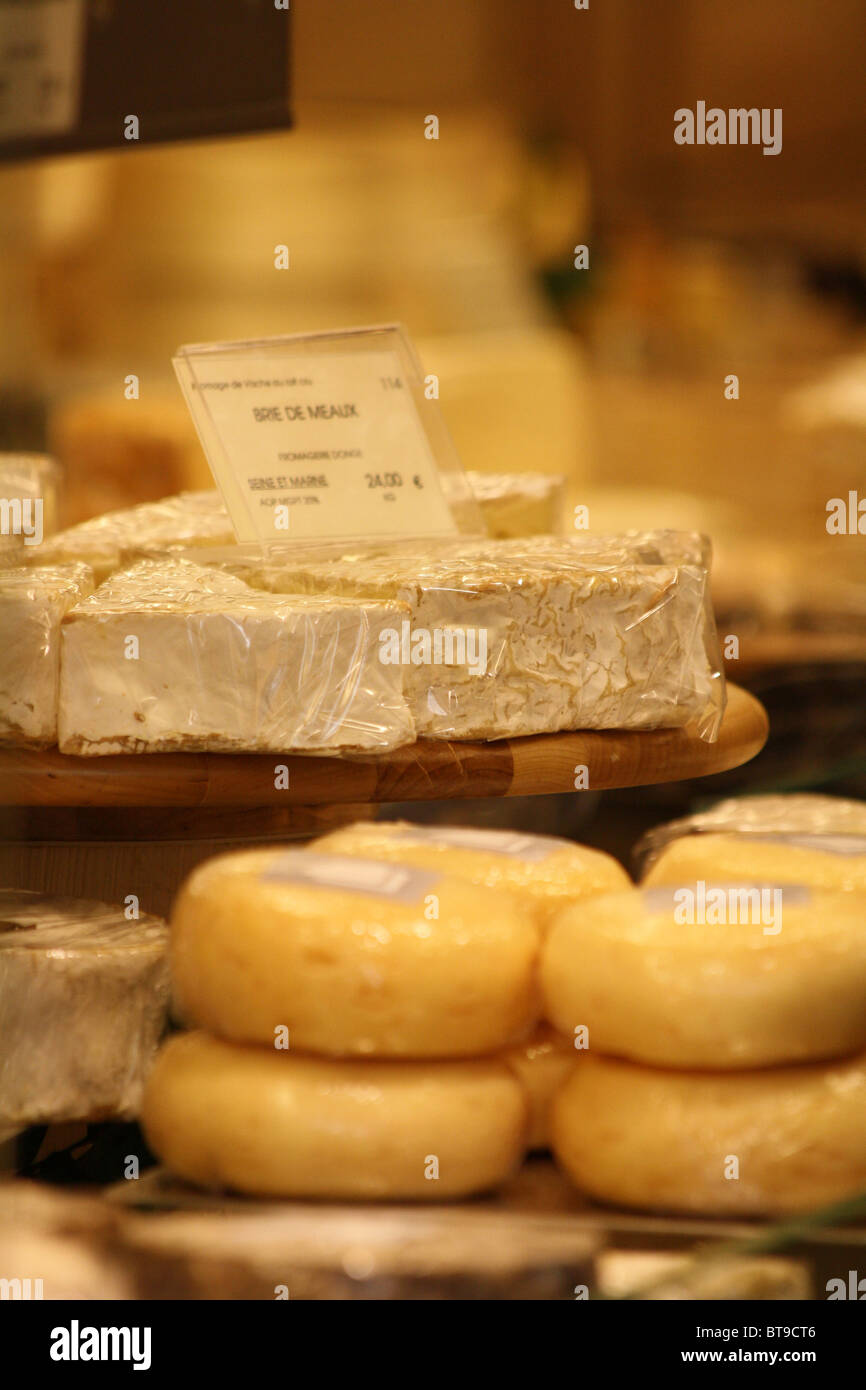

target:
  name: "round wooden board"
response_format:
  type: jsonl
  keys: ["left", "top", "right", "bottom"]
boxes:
{"left": 0, "top": 685, "right": 767, "bottom": 808}
{"left": 0, "top": 685, "right": 766, "bottom": 809}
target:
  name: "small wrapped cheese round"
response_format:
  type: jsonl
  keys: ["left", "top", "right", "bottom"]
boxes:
{"left": 171, "top": 848, "right": 539, "bottom": 1057}
{"left": 643, "top": 830, "right": 866, "bottom": 894}
{"left": 542, "top": 884, "right": 866, "bottom": 1068}
{"left": 552, "top": 1050, "right": 866, "bottom": 1216}
{"left": 501, "top": 1024, "right": 580, "bottom": 1150}
{"left": 0, "top": 891, "right": 169, "bottom": 1130}
{"left": 142, "top": 1032, "right": 527, "bottom": 1200}
{"left": 315, "top": 820, "right": 629, "bottom": 932}
{"left": 633, "top": 792, "right": 866, "bottom": 878}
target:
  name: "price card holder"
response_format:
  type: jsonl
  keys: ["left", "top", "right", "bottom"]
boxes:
{"left": 173, "top": 325, "right": 484, "bottom": 545}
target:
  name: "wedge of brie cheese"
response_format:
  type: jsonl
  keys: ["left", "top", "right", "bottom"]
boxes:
{"left": 232, "top": 533, "right": 724, "bottom": 742}
{"left": 58, "top": 558, "right": 415, "bottom": 755}
{"left": 0, "top": 562, "right": 94, "bottom": 746}
{"left": 463, "top": 471, "right": 565, "bottom": 538}
{"left": 30, "top": 491, "right": 237, "bottom": 582}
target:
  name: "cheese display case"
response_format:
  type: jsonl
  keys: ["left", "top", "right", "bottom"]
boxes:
{"left": 2, "top": 0, "right": 866, "bottom": 1334}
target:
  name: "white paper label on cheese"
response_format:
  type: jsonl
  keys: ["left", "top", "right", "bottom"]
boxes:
{"left": 0, "top": 0, "right": 84, "bottom": 139}
{"left": 387, "top": 825, "right": 562, "bottom": 861}
{"left": 176, "top": 346, "right": 460, "bottom": 543}
{"left": 262, "top": 852, "right": 441, "bottom": 903}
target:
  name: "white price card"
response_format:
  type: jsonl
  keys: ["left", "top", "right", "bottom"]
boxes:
{"left": 0, "top": 0, "right": 84, "bottom": 139}
{"left": 173, "top": 325, "right": 482, "bottom": 544}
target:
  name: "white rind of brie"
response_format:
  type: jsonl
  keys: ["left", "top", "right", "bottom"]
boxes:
{"left": 0, "top": 562, "right": 94, "bottom": 746}
{"left": 235, "top": 533, "right": 724, "bottom": 742}
{"left": 29, "top": 491, "right": 236, "bottom": 582}
{"left": 58, "top": 558, "right": 415, "bottom": 755}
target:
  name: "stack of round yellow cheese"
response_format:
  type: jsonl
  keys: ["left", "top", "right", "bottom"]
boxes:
{"left": 500, "top": 1024, "right": 581, "bottom": 1151}
{"left": 143, "top": 845, "right": 541, "bottom": 1199}
{"left": 542, "top": 879, "right": 866, "bottom": 1215}
{"left": 314, "top": 819, "right": 626, "bottom": 1142}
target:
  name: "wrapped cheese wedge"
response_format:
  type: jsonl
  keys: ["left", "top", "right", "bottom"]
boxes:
{"left": 464, "top": 470, "right": 565, "bottom": 538}
{"left": 32, "top": 490, "right": 236, "bottom": 582}
{"left": 0, "top": 562, "right": 93, "bottom": 745}
{"left": 58, "top": 558, "right": 415, "bottom": 755}
{"left": 221, "top": 530, "right": 724, "bottom": 742}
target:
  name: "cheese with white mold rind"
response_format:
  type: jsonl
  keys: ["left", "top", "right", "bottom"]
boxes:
{"left": 0, "top": 562, "right": 93, "bottom": 746}
{"left": 0, "top": 890, "right": 169, "bottom": 1130}
{"left": 31, "top": 490, "right": 236, "bottom": 582}
{"left": 230, "top": 532, "right": 723, "bottom": 742}
{"left": 464, "top": 470, "right": 565, "bottom": 538}
{"left": 58, "top": 558, "right": 415, "bottom": 756}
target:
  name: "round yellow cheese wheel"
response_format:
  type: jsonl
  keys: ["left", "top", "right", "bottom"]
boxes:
{"left": 501, "top": 1024, "right": 580, "bottom": 1150}
{"left": 171, "top": 847, "right": 539, "bottom": 1057}
{"left": 643, "top": 830, "right": 866, "bottom": 893}
{"left": 315, "top": 819, "right": 629, "bottom": 932}
{"left": 142, "top": 1032, "right": 527, "bottom": 1200}
{"left": 552, "top": 1050, "right": 866, "bottom": 1216}
{"left": 542, "top": 884, "right": 866, "bottom": 1068}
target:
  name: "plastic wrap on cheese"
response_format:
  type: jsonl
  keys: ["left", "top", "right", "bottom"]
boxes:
{"left": 0, "top": 454, "right": 61, "bottom": 561}
{"left": 222, "top": 531, "right": 724, "bottom": 742}
{"left": 0, "top": 891, "right": 170, "bottom": 1130}
{"left": 0, "top": 562, "right": 94, "bottom": 746}
{"left": 30, "top": 490, "right": 236, "bottom": 582}
{"left": 58, "top": 557, "right": 416, "bottom": 755}
{"left": 635, "top": 793, "right": 866, "bottom": 880}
